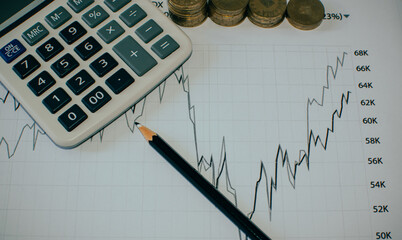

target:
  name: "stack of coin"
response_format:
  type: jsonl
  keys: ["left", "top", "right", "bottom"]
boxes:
{"left": 248, "top": 0, "right": 287, "bottom": 28}
{"left": 209, "top": 0, "right": 249, "bottom": 27}
{"left": 286, "top": 0, "right": 325, "bottom": 30}
{"left": 168, "top": 0, "right": 207, "bottom": 27}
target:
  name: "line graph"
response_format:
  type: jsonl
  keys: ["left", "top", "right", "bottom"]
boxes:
{"left": 0, "top": 48, "right": 359, "bottom": 239}
{"left": 166, "top": 51, "right": 353, "bottom": 230}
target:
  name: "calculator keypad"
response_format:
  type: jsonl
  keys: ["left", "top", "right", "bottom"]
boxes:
{"left": 0, "top": 39, "right": 26, "bottom": 63}
{"left": 68, "top": 0, "right": 94, "bottom": 13}
{"left": 28, "top": 71, "right": 56, "bottom": 96}
{"left": 43, "top": 87, "right": 72, "bottom": 113}
{"left": 90, "top": 53, "right": 118, "bottom": 77}
{"left": 13, "top": 54, "right": 41, "bottom": 79}
{"left": 152, "top": 35, "right": 180, "bottom": 59}
{"left": 82, "top": 86, "right": 111, "bottom": 112}
{"left": 59, "top": 21, "right": 87, "bottom": 44}
{"left": 106, "top": 68, "right": 134, "bottom": 94}
{"left": 51, "top": 53, "right": 79, "bottom": 78}
{"left": 105, "top": 0, "right": 131, "bottom": 12}
{"left": 58, "top": 104, "right": 88, "bottom": 132}
{"left": 97, "top": 20, "right": 125, "bottom": 44}
{"left": 45, "top": 6, "right": 72, "bottom": 29}
{"left": 119, "top": 4, "right": 147, "bottom": 27}
{"left": 22, "top": 22, "right": 49, "bottom": 46}
{"left": 0, "top": 0, "right": 189, "bottom": 147}
{"left": 66, "top": 70, "right": 95, "bottom": 95}
{"left": 82, "top": 5, "right": 110, "bottom": 28}
{"left": 113, "top": 36, "right": 157, "bottom": 76}
{"left": 136, "top": 19, "right": 163, "bottom": 43}
{"left": 36, "top": 37, "right": 64, "bottom": 61}
{"left": 74, "top": 36, "right": 102, "bottom": 60}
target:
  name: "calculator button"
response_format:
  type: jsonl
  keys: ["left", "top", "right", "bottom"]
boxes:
{"left": 104, "top": 0, "right": 131, "bottom": 12}
{"left": 105, "top": 68, "right": 134, "bottom": 94}
{"left": 97, "top": 20, "right": 125, "bottom": 44}
{"left": 0, "top": 39, "right": 26, "bottom": 64}
{"left": 82, "top": 86, "right": 111, "bottom": 113}
{"left": 27, "top": 71, "right": 56, "bottom": 96}
{"left": 82, "top": 5, "right": 110, "bottom": 28}
{"left": 43, "top": 88, "right": 72, "bottom": 114}
{"left": 21, "top": 22, "right": 49, "bottom": 46}
{"left": 45, "top": 6, "right": 72, "bottom": 29}
{"left": 113, "top": 36, "right": 157, "bottom": 76}
{"left": 151, "top": 35, "right": 180, "bottom": 59}
{"left": 51, "top": 53, "right": 79, "bottom": 78}
{"left": 136, "top": 19, "right": 163, "bottom": 43}
{"left": 59, "top": 21, "right": 87, "bottom": 45}
{"left": 68, "top": 0, "right": 94, "bottom": 13}
{"left": 119, "top": 4, "right": 147, "bottom": 27}
{"left": 36, "top": 37, "right": 64, "bottom": 62}
{"left": 66, "top": 70, "right": 95, "bottom": 95}
{"left": 74, "top": 36, "right": 102, "bottom": 60}
{"left": 13, "top": 54, "right": 41, "bottom": 79}
{"left": 58, "top": 104, "right": 88, "bottom": 132}
{"left": 90, "top": 53, "right": 118, "bottom": 77}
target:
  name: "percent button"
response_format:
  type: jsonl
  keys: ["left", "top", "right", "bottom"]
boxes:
{"left": 82, "top": 5, "right": 110, "bottom": 28}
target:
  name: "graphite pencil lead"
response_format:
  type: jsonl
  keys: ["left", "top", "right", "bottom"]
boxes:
{"left": 136, "top": 123, "right": 157, "bottom": 141}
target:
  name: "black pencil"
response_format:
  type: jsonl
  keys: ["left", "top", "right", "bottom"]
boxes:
{"left": 135, "top": 123, "right": 272, "bottom": 240}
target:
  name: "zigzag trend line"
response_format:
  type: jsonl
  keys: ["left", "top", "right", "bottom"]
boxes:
{"left": 247, "top": 52, "right": 351, "bottom": 221}
{"left": 0, "top": 89, "right": 44, "bottom": 159}
{"left": 0, "top": 90, "right": 21, "bottom": 111}
{"left": 169, "top": 52, "right": 351, "bottom": 240}
{"left": 0, "top": 122, "right": 45, "bottom": 159}
{"left": 166, "top": 52, "right": 351, "bottom": 226}
{"left": 1, "top": 51, "right": 352, "bottom": 230}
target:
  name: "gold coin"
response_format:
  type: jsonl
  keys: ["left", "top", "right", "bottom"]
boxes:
{"left": 168, "top": 3, "right": 206, "bottom": 16}
{"left": 170, "top": 8, "right": 207, "bottom": 27}
{"left": 168, "top": 0, "right": 206, "bottom": 11}
{"left": 168, "top": 0, "right": 207, "bottom": 27}
{"left": 248, "top": 0, "right": 286, "bottom": 28}
{"left": 210, "top": 0, "right": 249, "bottom": 15}
{"left": 209, "top": 3, "right": 246, "bottom": 27}
{"left": 286, "top": 0, "right": 325, "bottom": 30}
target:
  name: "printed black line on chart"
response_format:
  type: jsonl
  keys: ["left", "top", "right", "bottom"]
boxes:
{"left": 167, "top": 52, "right": 352, "bottom": 227}
{"left": 0, "top": 89, "right": 45, "bottom": 159}
{"left": 0, "top": 51, "right": 353, "bottom": 234}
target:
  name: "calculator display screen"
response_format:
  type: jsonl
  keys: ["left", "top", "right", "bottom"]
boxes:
{"left": 0, "top": 0, "right": 51, "bottom": 35}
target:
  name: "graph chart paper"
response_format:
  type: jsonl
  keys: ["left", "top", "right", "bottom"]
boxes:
{"left": 1, "top": 0, "right": 401, "bottom": 239}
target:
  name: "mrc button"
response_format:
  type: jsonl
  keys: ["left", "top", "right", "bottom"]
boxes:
{"left": 0, "top": 39, "right": 26, "bottom": 64}
{"left": 22, "top": 22, "right": 49, "bottom": 46}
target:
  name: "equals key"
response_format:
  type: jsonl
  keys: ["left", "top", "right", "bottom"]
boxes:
{"left": 152, "top": 35, "right": 180, "bottom": 59}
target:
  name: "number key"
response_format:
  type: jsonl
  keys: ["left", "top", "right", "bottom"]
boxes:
{"left": 82, "top": 86, "right": 111, "bottom": 112}
{"left": 59, "top": 21, "right": 87, "bottom": 44}
{"left": 66, "top": 70, "right": 95, "bottom": 95}
{"left": 90, "top": 53, "right": 118, "bottom": 77}
{"left": 36, "top": 37, "right": 64, "bottom": 61}
{"left": 43, "top": 88, "right": 72, "bottom": 113}
{"left": 13, "top": 54, "right": 40, "bottom": 79}
{"left": 74, "top": 36, "right": 102, "bottom": 60}
{"left": 51, "top": 53, "right": 79, "bottom": 78}
{"left": 28, "top": 71, "right": 56, "bottom": 96}
{"left": 58, "top": 104, "right": 88, "bottom": 132}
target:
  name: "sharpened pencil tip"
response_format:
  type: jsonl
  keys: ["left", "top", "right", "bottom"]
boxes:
{"left": 136, "top": 123, "right": 156, "bottom": 141}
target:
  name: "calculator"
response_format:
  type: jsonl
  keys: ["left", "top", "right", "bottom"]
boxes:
{"left": 0, "top": 0, "right": 192, "bottom": 148}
